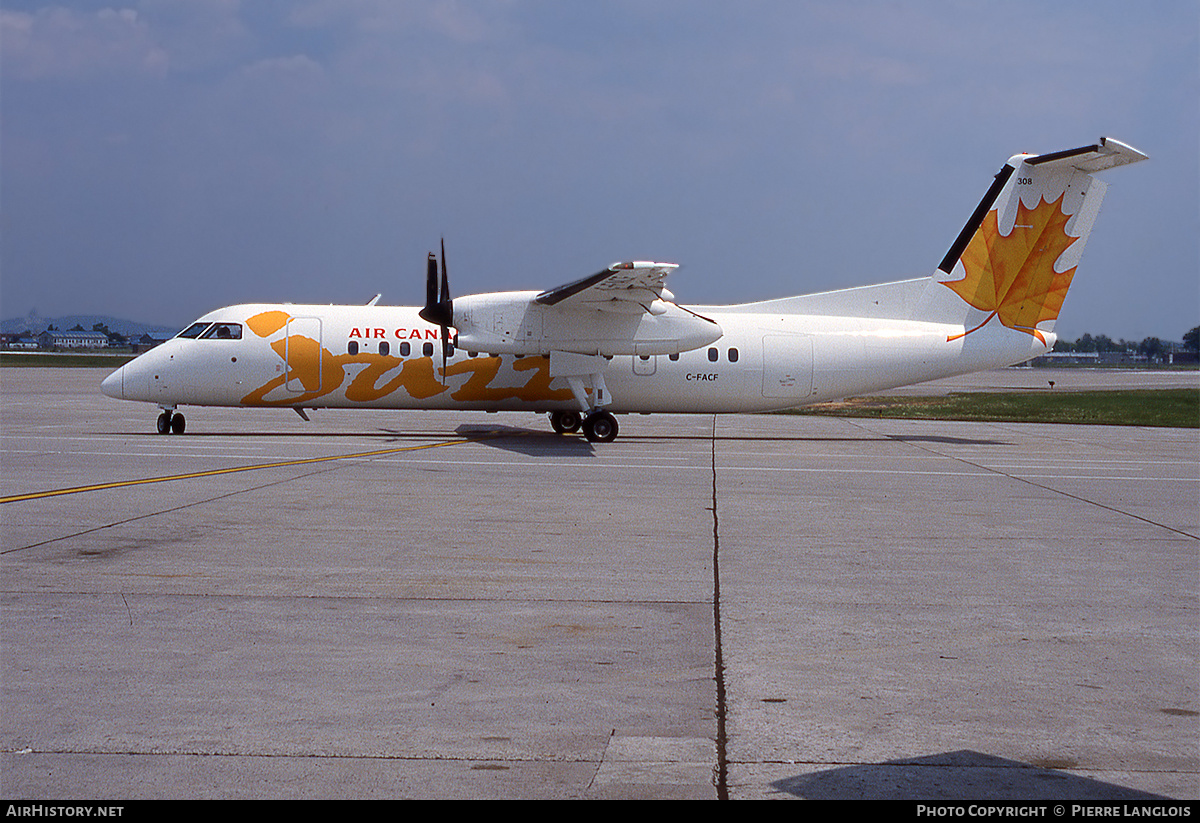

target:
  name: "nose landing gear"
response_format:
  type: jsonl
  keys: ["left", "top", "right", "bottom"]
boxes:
{"left": 156, "top": 409, "right": 186, "bottom": 435}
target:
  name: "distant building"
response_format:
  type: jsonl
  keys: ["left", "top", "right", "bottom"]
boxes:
{"left": 37, "top": 330, "right": 109, "bottom": 349}
{"left": 133, "top": 332, "right": 173, "bottom": 352}
{"left": 1030, "top": 351, "right": 1100, "bottom": 365}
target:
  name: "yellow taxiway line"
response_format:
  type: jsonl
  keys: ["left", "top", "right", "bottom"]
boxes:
{"left": 0, "top": 439, "right": 469, "bottom": 504}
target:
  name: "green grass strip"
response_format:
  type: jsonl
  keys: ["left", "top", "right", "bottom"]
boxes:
{"left": 785, "top": 389, "right": 1199, "bottom": 428}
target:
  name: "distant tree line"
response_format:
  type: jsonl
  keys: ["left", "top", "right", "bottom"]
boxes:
{"left": 1055, "top": 326, "right": 1199, "bottom": 360}
{"left": 85, "top": 322, "right": 127, "bottom": 346}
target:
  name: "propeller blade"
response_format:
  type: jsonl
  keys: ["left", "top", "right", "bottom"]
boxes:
{"left": 417, "top": 241, "right": 454, "bottom": 376}
{"left": 420, "top": 253, "right": 440, "bottom": 324}
{"left": 439, "top": 238, "right": 450, "bottom": 306}
{"left": 438, "top": 238, "right": 452, "bottom": 368}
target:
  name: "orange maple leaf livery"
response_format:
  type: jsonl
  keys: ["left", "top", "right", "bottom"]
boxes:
{"left": 944, "top": 191, "right": 1080, "bottom": 344}
{"left": 932, "top": 138, "right": 1148, "bottom": 346}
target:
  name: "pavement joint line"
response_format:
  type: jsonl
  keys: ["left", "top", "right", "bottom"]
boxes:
{"left": 710, "top": 414, "right": 729, "bottom": 800}
{"left": 848, "top": 420, "right": 1200, "bottom": 542}
{"left": 1, "top": 747, "right": 608, "bottom": 763}
{"left": 0, "top": 438, "right": 474, "bottom": 505}
{"left": 2, "top": 462, "right": 358, "bottom": 555}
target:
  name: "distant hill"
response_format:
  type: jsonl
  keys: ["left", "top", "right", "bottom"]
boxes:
{"left": 1, "top": 313, "right": 176, "bottom": 337}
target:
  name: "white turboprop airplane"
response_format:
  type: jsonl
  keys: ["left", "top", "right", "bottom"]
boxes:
{"left": 102, "top": 138, "right": 1146, "bottom": 442}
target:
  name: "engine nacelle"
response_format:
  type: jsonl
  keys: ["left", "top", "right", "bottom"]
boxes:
{"left": 453, "top": 292, "right": 721, "bottom": 356}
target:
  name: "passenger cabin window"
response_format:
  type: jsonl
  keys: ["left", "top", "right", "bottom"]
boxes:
{"left": 669, "top": 353, "right": 680, "bottom": 361}
{"left": 423, "top": 341, "right": 434, "bottom": 357}
{"left": 728, "top": 348, "right": 739, "bottom": 363}
{"left": 348, "top": 340, "right": 359, "bottom": 355}
{"left": 399, "top": 341, "right": 410, "bottom": 357}
{"left": 178, "top": 322, "right": 211, "bottom": 339}
{"left": 379, "top": 341, "right": 389, "bottom": 356}
{"left": 707, "top": 347, "right": 718, "bottom": 362}
{"left": 200, "top": 323, "right": 242, "bottom": 340}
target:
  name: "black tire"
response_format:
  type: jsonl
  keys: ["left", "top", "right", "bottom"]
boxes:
{"left": 582, "top": 411, "right": 618, "bottom": 443}
{"left": 550, "top": 410, "right": 582, "bottom": 434}
{"left": 156, "top": 412, "right": 172, "bottom": 435}
{"left": 170, "top": 412, "right": 186, "bottom": 435}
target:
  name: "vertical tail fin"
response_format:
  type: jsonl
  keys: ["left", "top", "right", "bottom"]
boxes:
{"left": 918, "top": 137, "right": 1147, "bottom": 343}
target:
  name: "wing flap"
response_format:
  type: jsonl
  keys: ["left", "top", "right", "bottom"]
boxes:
{"left": 535, "top": 261, "right": 678, "bottom": 312}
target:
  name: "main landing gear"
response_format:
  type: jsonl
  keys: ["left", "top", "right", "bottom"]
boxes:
{"left": 547, "top": 353, "right": 619, "bottom": 442}
{"left": 549, "top": 409, "right": 618, "bottom": 443}
{"left": 156, "top": 408, "right": 186, "bottom": 435}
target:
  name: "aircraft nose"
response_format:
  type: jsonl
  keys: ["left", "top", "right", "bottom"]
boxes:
{"left": 101, "top": 366, "right": 124, "bottom": 399}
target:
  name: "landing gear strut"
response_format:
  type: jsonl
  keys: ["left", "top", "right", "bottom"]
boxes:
{"left": 548, "top": 352, "right": 620, "bottom": 442}
{"left": 156, "top": 409, "right": 186, "bottom": 435}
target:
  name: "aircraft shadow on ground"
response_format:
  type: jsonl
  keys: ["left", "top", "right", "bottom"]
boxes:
{"left": 768, "top": 750, "right": 1172, "bottom": 801}
{"left": 447, "top": 424, "right": 1013, "bottom": 454}
{"left": 146, "top": 425, "right": 1007, "bottom": 449}
{"left": 884, "top": 434, "right": 1010, "bottom": 446}
{"left": 453, "top": 423, "right": 597, "bottom": 457}
{"left": 452, "top": 429, "right": 1011, "bottom": 449}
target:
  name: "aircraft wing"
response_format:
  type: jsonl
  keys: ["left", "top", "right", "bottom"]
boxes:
{"left": 535, "top": 261, "right": 678, "bottom": 314}
{"left": 452, "top": 259, "right": 719, "bottom": 356}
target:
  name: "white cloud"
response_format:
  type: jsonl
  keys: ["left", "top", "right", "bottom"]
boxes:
{"left": 0, "top": 7, "right": 168, "bottom": 79}
{"left": 240, "top": 54, "right": 326, "bottom": 82}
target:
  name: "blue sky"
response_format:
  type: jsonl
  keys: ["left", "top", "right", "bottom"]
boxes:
{"left": 2, "top": 1, "right": 1196, "bottom": 341}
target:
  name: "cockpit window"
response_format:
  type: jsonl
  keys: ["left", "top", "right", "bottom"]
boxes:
{"left": 200, "top": 323, "right": 242, "bottom": 340}
{"left": 177, "top": 322, "right": 212, "bottom": 339}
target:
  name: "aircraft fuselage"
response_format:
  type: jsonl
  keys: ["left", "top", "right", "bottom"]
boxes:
{"left": 102, "top": 301, "right": 1049, "bottom": 415}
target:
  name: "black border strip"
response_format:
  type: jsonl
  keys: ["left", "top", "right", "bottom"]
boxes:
{"left": 937, "top": 164, "right": 1015, "bottom": 274}
{"left": 1025, "top": 143, "right": 1100, "bottom": 166}
{"left": 534, "top": 267, "right": 615, "bottom": 306}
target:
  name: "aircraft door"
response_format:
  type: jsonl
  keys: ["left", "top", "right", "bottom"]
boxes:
{"left": 285, "top": 317, "right": 323, "bottom": 393}
{"left": 762, "top": 334, "right": 813, "bottom": 399}
{"left": 633, "top": 354, "right": 657, "bottom": 375}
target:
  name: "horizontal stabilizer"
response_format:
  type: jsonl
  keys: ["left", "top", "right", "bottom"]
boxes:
{"left": 1024, "top": 137, "right": 1149, "bottom": 174}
